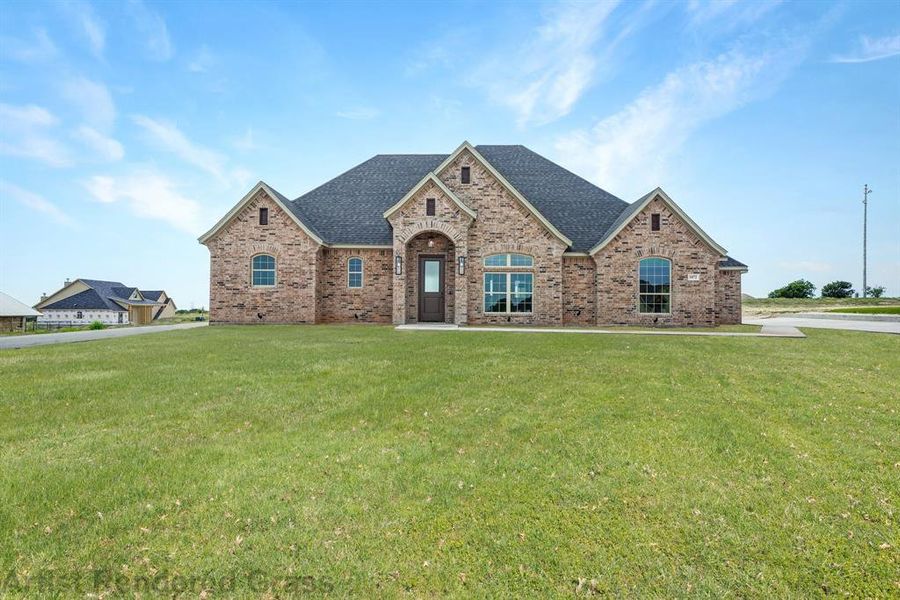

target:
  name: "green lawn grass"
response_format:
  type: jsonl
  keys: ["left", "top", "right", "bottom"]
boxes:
{"left": 1, "top": 325, "right": 898, "bottom": 597}
{"left": 826, "top": 306, "right": 900, "bottom": 315}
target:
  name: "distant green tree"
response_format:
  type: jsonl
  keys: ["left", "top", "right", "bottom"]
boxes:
{"left": 821, "top": 281, "right": 855, "bottom": 298}
{"left": 866, "top": 285, "right": 886, "bottom": 298}
{"left": 768, "top": 279, "right": 816, "bottom": 299}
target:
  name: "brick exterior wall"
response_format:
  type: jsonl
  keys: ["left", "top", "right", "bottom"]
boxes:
{"left": 437, "top": 149, "right": 568, "bottom": 325}
{"left": 387, "top": 179, "right": 472, "bottom": 325}
{"left": 318, "top": 248, "right": 393, "bottom": 323}
{"left": 206, "top": 190, "right": 319, "bottom": 324}
{"left": 562, "top": 256, "right": 596, "bottom": 325}
{"left": 594, "top": 197, "right": 724, "bottom": 327}
{"left": 204, "top": 160, "right": 743, "bottom": 328}
{"left": 715, "top": 269, "right": 743, "bottom": 325}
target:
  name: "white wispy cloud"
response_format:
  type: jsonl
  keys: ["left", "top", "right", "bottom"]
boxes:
{"left": 127, "top": 0, "right": 174, "bottom": 61}
{"left": 555, "top": 39, "right": 808, "bottom": 197}
{"left": 335, "top": 107, "right": 380, "bottom": 120}
{"left": 73, "top": 125, "right": 124, "bottom": 161}
{"left": 0, "top": 28, "right": 58, "bottom": 62}
{"left": 62, "top": 0, "right": 106, "bottom": 58}
{"left": 0, "top": 103, "right": 71, "bottom": 167}
{"left": 0, "top": 180, "right": 75, "bottom": 226}
{"left": 472, "top": 1, "right": 622, "bottom": 126}
{"left": 831, "top": 34, "right": 900, "bottom": 64}
{"left": 84, "top": 171, "right": 205, "bottom": 234}
{"left": 230, "top": 128, "right": 258, "bottom": 152}
{"left": 61, "top": 76, "right": 116, "bottom": 131}
{"left": 187, "top": 45, "right": 215, "bottom": 72}
{"left": 685, "top": 0, "right": 781, "bottom": 30}
{"left": 131, "top": 115, "right": 227, "bottom": 180}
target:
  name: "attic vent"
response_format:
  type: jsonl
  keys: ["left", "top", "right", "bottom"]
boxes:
{"left": 426, "top": 198, "right": 436, "bottom": 216}
{"left": 259, "top": 207, "right": 269, "bottom": 225}
{"left": 460, "top": 166, "right": 470, "bottom": 184}
{"left": 651, "top": 213, "right": 660, "bottom": 231}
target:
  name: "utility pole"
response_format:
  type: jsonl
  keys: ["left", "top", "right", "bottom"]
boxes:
{"left": 862, "top": 184, "right": 872, "bottom": 297}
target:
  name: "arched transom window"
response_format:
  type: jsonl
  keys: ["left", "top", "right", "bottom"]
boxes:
{"left": 483, "top": 253, "right": 533, "bottom": 267}
{"left": 348, "top": 257, "right": 363, "bottom": 288}
{"left": 251, "top": 254, "right": 276, "bottom": 287}
{"left": 638, "top": 257, "right": 671, "bottom": 314}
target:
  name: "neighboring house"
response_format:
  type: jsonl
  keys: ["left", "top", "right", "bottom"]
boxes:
{"left": 141, "top": 290, "right": 178, "bottom": 320}
{"left": 200, "top": 142, "right": 747, "bottom": 327}
{"left": 34, "top": 279, "right": 175, "bottom": 325}
{"left": 0, "top": 291, "right": 41, "bottom": 332}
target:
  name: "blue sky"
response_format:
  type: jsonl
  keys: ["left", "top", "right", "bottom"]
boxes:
{"left": 1, "top": 0, "right": 898, "bottom": 308}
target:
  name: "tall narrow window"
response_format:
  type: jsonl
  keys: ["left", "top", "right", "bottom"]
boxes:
{"left": 639, "top": 257, "right": 670, "bottom": 314}
{"left": 651, "top": 213, "right": 660, "bottom": 231}
{"left": 460, "top": 166, "right": 471, "bottom": 184}
{"left": 259, "top": 207, "right": 269, "bottom": 225}
{"left": 426, "top": 198, "right": 436, "bottom": 216}
{"left": 251, "top": 254, "right": 276, "bottom": 287}
{"left": 348, "top": 257, "right": 363, "bottom": 288}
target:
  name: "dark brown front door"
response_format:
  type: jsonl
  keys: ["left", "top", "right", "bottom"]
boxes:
{"left": 418, "top": 256, "right": 445, "bottom": 322}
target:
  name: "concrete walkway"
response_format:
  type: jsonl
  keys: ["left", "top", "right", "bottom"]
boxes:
{"left": 0, "top": 322, "right": 207, "bottom": 350}
{"left": 396, "top": 323, "right": 805, "bottom": 338}
{"left": 744, "top": 315, "right": 899, "bottom": 335}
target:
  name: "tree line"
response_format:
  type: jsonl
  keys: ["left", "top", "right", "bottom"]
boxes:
{"left": 768, "top": 280, "right": 886, "bottom": 299}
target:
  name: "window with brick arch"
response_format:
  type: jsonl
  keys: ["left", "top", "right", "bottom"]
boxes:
{"left": 251, "top": 254, "right": 276, "bottom": 287}
{"left": 348, "top": 257, "right": 363, "bottom": 288}
{"left": 638, "top": 257, "right": 670, "bottom": 314}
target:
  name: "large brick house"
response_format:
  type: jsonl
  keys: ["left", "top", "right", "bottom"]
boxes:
{"left": 200, "top": 142, "right": 747, "bottom": 327}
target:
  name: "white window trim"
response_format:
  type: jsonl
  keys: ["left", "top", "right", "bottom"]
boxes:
{"left": 637, "top": 257, "right": 672, "bottom": 315}
{"left": 251, "top": 254, "right": 277, "bottom": 288}
{"left": 348, "top": 257, "right": 364, "bottom": 289}
{"left": 482, "top": 253, "right": 534, "bottom": 268}
{"left": 483, "top": 272, "right": 534, "bottom": 315}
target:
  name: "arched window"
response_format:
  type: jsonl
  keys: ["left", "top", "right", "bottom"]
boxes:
{"left": 483, "top": 253, "right": 534, "bottom": 314}
{"left": 639, "top": 257, "right": 671, "bottom": 314}
{"left": 483, "top": 253, "right": 533, "bottom": 267}
{"left": 348, "top": 257, "right": 363, "bottom": 288}
{"left": 251, "top": 254, "right": 276, "bottom": 287}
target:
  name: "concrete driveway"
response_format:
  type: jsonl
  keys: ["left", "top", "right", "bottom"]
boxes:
{"left": 743, "top": 315, "right": 900, "bottom": 335}
{"left": 0, "top": 322, "right": 207, "bottom": 350}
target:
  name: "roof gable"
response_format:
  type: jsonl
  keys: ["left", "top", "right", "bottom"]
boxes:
{"left": 383, "top": 172, "right": 477, "bottom": 220}
{"left": 198, "top": 181, "right": 324, "bottom": 245}
{"left": 588, "top": 188, "right": 727, "bottom": 256}
{"left": 434, "top": 142, "right": 573, "bottom": 247}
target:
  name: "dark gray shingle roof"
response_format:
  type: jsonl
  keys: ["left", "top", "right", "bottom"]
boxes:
{"left": 42, "top": 288, "right": 125, "bottom": 311}
{"left": 43, "top": 279, "right": 164, "bottom": 311}
{"left": 719, "top": 256, "right": 748, "bottom": 269}
{"left": 475, "top": 145, "right": 627, "bottom": 251}
{"left": 141, "top": 290, "right": 164, "bottom": 301}
{"left": 287, "top": 146, "right": 629, "bottom": 252}
{"left": 292, "top": 154, "right": 447, "bottom": 246}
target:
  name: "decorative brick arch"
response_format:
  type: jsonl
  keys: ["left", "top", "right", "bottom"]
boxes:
{"left": 395, "top": 219, "right": 467, "bottom": 245}
{"left": 479, "top": 241, "right": 545, "bottom": 259}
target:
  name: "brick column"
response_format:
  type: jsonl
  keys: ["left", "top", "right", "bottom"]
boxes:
{"left": 392, "top": 238, "right": 406, "bottom": 325}
{"left": 454, "top": 237, "right": 468, "bottom": 325}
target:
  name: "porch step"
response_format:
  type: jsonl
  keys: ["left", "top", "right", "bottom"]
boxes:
{"left": 395, "top": 323, "right": 460, "bottom": 330}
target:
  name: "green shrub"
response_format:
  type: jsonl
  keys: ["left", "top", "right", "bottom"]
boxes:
{"left": 866, "top": 285, "right": 886, "bottom": 298}
{"left": 768, "top": 279, "right": 816, "bottom": 298}
{"left": 89, "top": 321, "right": 105, "bottom": 330}
{"left": 821, "top": 280, "right": 855, "bottom": 298}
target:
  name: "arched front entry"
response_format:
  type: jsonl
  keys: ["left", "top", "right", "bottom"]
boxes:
{"left": 405, "top": 231, "right": 455, "bottom": 323}
{"left": 391, "top": 220, "right": 470, "bottom": 325}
